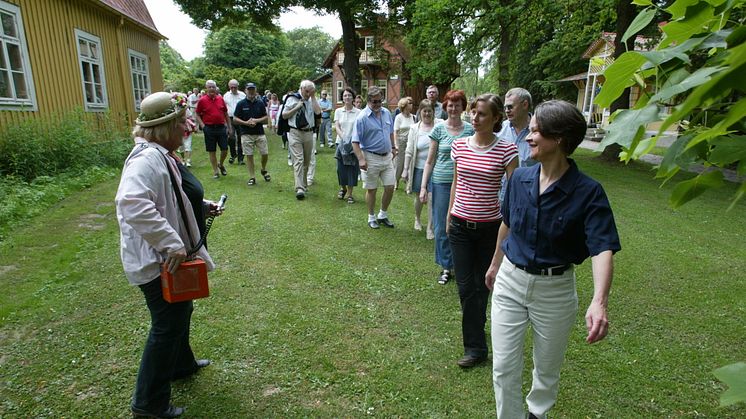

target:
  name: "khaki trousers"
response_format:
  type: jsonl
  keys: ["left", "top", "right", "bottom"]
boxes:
{"left": 287, "top": 128, "right": 314, "bottom": 192}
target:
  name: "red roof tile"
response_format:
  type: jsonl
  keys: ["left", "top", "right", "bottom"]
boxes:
{"left": 97, "top": 0, "right": 160, "bottom": 35}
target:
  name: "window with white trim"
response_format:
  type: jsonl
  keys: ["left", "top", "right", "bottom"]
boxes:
{"left": 0, "top": 1, "right": 36, "bottom": 110}
{"left": 75, "top": 29, "right": 107, "bottom": 111}
{"left": 128, "top": 49, "right": 150, "bottom": 112}
{"left": 336, "top": 80, "right": 343, "bottom": 103}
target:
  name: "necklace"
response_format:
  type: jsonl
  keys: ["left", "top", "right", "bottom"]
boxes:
{"left": 471, "top": 135, "right": 496, "bottom": 149}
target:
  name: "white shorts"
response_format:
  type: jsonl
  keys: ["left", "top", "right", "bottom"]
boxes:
{"left": 362, "top": 150, "right": 395, "bottom": 189}
{"left": 241, "top": 134, "right": 268, "bottom": 156}
{"left": 179, "top": 134, "right": 192, "bottom": 152}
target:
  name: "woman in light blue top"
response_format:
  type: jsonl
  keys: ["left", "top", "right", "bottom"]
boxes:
{"left": 419, "top": 90, "right": 474, "bottom": 285}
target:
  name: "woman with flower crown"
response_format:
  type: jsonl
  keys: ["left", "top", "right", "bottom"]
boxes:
{"left": 115, "top": 92, "right": 223, "bottom": 418}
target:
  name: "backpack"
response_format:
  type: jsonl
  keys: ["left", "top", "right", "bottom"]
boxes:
{"left": 276, "top": 92, "right": 302, "bottom": 136}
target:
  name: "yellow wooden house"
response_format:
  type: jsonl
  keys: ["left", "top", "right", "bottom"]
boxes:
{"left": 0, "top": 0, "right": 164, "bottom": 127}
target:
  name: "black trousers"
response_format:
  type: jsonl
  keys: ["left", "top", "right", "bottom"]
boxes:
{"left": 228, "top": 120, "right": 243, "bottom": 161}
{"left": 131, "top": 277, "right": 198, "bottom": 413}
{"left": 448, "top": 218, "right": 501, "bottom": 357}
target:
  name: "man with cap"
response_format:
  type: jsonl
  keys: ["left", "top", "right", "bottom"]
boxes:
{"left": 195, "top": 80, "right": 232, "bottom": 179}
{"left": 233, "top": 83, "right": 271, "bottom": 186}
{"left": 223, "top": 79, "right": 246, "bottom": 165}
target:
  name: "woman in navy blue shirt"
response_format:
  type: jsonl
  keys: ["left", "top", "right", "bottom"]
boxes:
{"left": 485, "top": 100, "right": 621, "bottom": 418}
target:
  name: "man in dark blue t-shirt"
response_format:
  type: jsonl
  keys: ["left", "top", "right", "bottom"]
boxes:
{"left": 232, "top": 83, "right": 270, "bottom": 186}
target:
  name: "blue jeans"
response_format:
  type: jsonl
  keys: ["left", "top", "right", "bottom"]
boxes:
{"left": 132, "top": 277, "right": 198, "bottom": 413}
{"left": 318, "top": 117, "right": 332, "bottom": 145}
{"left": 431, "top": 182, "right": 453, "bottom": 270}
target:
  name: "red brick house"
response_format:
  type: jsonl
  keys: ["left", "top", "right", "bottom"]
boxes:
{"left": 316, "top": 27, "right": 427, "bottom": 112}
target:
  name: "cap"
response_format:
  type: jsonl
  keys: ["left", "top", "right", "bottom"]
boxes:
{"left": 245, "top": 82, "right": 256, "bottom": 89}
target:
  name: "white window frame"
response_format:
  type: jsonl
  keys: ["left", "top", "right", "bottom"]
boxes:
{"left": 364, "top": 36, "right": 374, "bottom": 50}
{"left": 0, "top": 0, "right": 37, "bottom": 110}
{"left": 336, "top": 80, "right": 343, "bottom": 104}
{"left": 128, "top": 49, "right": 150, "bottom": 112}
{"left": 74, "top": 28, "right": 108, "bottom": 111}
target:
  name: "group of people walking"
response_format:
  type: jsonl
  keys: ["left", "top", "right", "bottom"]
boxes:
{"left": 116, "top": 78, "right": 621, "bottom": 417}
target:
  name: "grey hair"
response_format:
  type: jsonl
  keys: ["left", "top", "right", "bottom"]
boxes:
{"left": 505, "top": 87, "right": 532, "bottom": 108}
{"left": 228, "top": 79, "right": 239, "bottom": 87}
{"left": 205, "top": 79, "right": 217, "bottom": 88}
{"left": 299, "top": 80, "right": 315, "bottom": 90}
{"left": 368, "top": 86, "right": 383, "bottom": 98}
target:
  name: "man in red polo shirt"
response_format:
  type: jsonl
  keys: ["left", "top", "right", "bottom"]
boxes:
{"left": 196, "top": 79, "right": 232, "bottom": 179}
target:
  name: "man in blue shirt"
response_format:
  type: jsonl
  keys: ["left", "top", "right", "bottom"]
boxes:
{"left": 318, "top": 90, "right": 333, "bottom": 148}
{"left": 352, "top": 86, "right": 397, "bottom": 229}
{"left": 498, "top": 87, "right": 535, "bottom": 167}
{"left": 233, "top": 83, "right": 270, "bottom": 186}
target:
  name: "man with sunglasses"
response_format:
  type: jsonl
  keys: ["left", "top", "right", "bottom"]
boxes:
{"left": 498, "top": 87, "right": 535, "bottom": 168}
{"left": 352, "top": 86, "right": 397, "bottom": 229}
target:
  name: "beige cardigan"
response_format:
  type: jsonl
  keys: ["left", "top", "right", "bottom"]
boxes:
{"left": 403, "top": 118, "right": 443, "bottom": 194}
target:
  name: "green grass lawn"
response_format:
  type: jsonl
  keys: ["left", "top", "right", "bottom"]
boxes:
{"left": 1, "top": 132, "right": 744, "bottom": 417}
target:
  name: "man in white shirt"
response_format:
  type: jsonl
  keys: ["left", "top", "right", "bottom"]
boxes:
{"left": 223, "top": 79, "right": 246, "bottom": 165}
{"left": 282, "top": 80, "right": 321, "bottom": 200}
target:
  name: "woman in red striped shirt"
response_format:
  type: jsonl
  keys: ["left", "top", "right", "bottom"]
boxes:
{"left": 447, "top": 93, "right": 518, "bottom": 368}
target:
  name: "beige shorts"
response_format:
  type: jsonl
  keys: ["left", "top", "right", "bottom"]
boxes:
{"left": 362, "top": 150, "right": 395, "bottom": 189}
{"left": 241, "top": 134, "right": 268, "bottom": 156}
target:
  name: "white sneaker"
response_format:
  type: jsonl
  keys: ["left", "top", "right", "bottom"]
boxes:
{"left": 186, "top": 161, "right": 191, "bottom": 167}
{"left": 287, "top": 158, "right": 292, "bottom": 166}
{"left": 307, "top": 178, "right": 314, "bottom": 186}
{"left": 320, "top": 143, "right": 325, "bottom": 148}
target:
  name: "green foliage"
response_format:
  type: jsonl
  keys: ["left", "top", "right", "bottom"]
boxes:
{"left": 596, "top": 0, "right": 745, "bottom": 209}
{"left": 160, "top": 41, "right": 200, "bottom": 93}
{"left": 204, "top": 24, "right": 290, "bottom": 69}
{"left": 713, "top": 362, "right": 746, "bottom": 406}
{"left": 199, "top": 59, "right": 307, "bottom": 96}
{"left": 285, "top": 26, "right": 336, "bottom": 79}
{"left": 0, "top": 109, "right": 131, "bottom": 181}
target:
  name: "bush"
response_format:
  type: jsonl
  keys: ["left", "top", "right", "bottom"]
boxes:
{"left": 0, "top": 108, "right": 131, "bottom": 181}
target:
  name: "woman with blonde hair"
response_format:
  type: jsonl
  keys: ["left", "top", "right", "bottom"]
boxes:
{"left": 401, "top": 99, "right": 442, "bottom": 237}
{"left": 116, "top": 91, "right": 223, "bottom": 418}
{"left": 393, "top": 96, "right": 415, "bottom": 189}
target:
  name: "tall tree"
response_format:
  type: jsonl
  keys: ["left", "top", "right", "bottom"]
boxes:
{"left": 173, "top": 0, "right": 387, "bottom": 94}
{"left": 204, "top": 24, "right": 290, "bottom": 69}
{"left": 159, "top": 41, "right": 198, "bottom": 93}
{"left": 285, "top": 26, "right": 336, "bottom": 79}
{"left": 601, "top": 0, "right": 640, "bottom": 161}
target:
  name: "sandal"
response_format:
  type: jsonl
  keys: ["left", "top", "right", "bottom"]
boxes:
{"left": 438, "top": 270, "right": 452, "bottom": 285}
{"left": 337, "top": 189, "right": 346, "bottom": 200}
{"left": 261, "top": 170, "right": 271, "bottom": 182}
{"left": 247, "top": 178, "right": 256, "bottom": 186}
{"left": 346, "top": 196, "right": 355, "bottom": 204}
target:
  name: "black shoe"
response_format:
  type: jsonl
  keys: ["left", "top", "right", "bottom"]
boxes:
{"left": 376, "top": 218, "right": 394, "bottom": 228}
{"left": 219, "top": 164, "right": 227, "bottom": 176}
{"left": 132, "top": 404, "right": 184, "bottom": 418}
{"left": 296, "top": 190, "right": 305, "bottom": 200}
{"left": 368, "top": 220, "right": 380, "bottom": 229}
{"left": 228, "top": 157, "right": 235, "bottom": 164}
{"left": 528, "top": 413, "right": 540, "bottom": 419}
{"left": 238, "top": 160, "right": 245, "bottom": 165}
{"left": 457, "top": 354, "right": 487, "bottom": 368}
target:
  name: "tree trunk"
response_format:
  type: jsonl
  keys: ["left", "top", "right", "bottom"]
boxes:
{"left": 339, "top": 9, "right": 361, "bottom": 95}
{"left": 497, "top": 23, "right": 513, "bottom": 96}
{"left": 601, "top": 0, "right": 637, "bottom": 161}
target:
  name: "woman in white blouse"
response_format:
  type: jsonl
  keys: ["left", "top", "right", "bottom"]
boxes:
{"left": 402, "top": 99, "right": 442, "bottom": 237}
{"left": 334, "top": 87, "right": 362, "bottom": 203}
{"left": 394, "top": 97, "right": 415, "bottom": 189}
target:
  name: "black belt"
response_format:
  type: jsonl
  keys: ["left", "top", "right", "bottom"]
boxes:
{"left": 450, "top": 215, "right": 500, "bottom": 230}
{"left": 205, "top": 124, "right": 225, "bottom": 128}
{"left": 291, "top": 127, "right": 313, "bottom": 132}
{"left": 366, "top": 150, "right": 389, "bottom": 156}
{"left": 514, "top": 263, "right": 572, "bottom": 276}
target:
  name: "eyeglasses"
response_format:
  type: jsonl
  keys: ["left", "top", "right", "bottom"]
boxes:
{"left": 504, "top": 104, "right": 514, "bottom": 111}
{"left": 369, "top": 99, "right": 383, "bottom": 104}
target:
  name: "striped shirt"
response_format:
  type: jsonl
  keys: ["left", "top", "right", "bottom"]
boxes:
{"left": 450, "top": 135, "right": 518, "bottom": 222}
{"left": 429, "top": 121, "right": 474, "bottom": 184}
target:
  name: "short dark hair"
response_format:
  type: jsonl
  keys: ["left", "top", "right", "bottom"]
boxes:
{"left": 534, "top": 100, "right": 586, "bottom": 155}
{"left": 443, "top": 89, "right": 467, "bottom": 110}
{"left": 343, "top": 87, "right": 356, "bottom": 97}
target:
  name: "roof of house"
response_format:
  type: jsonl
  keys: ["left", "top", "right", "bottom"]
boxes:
{"left": 96, "top": 0, "right": 163, "bottom": 38}
{"left": 582, "top": 31, "right": 653, "bottom": 59}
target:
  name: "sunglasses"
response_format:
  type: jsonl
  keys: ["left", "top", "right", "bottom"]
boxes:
{"left": 504, "top": 104, "right": 514, "bottom": 111}
{"left": 369, "top": 99, "right": 383, "bottom": 104}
